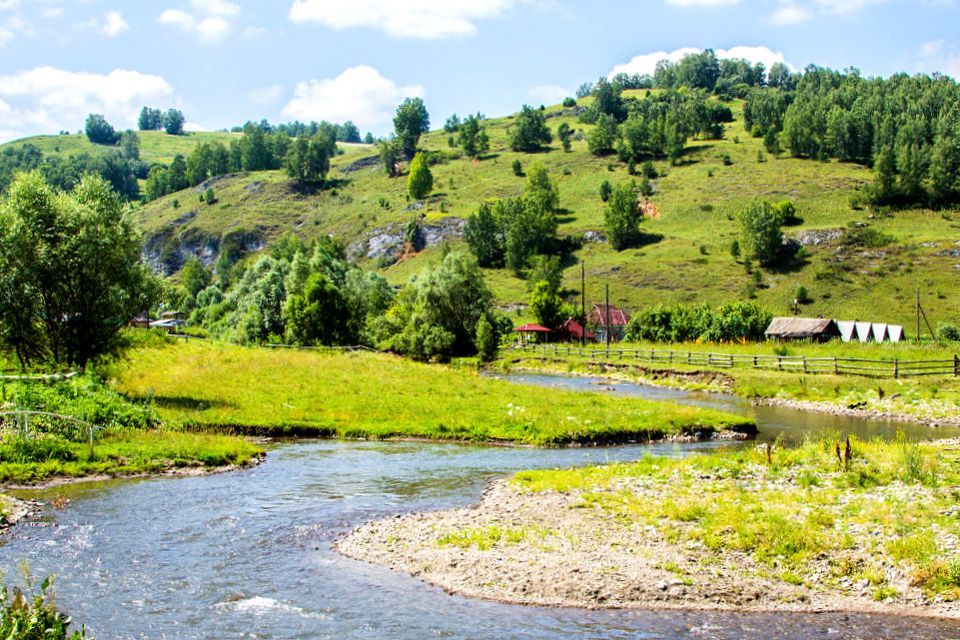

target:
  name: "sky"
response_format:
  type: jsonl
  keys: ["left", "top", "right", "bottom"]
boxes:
{"left": 0, "top": 0, "right": 959, "bottom": 143}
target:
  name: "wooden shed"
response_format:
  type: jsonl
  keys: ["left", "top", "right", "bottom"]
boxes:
{"left": 765, "top": 317, "right": 841, "bottom": 342}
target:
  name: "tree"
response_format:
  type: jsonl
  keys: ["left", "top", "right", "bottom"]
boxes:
{"left": 458, "top": 114, "right": 490, "bottom": 158}
{"left": 169, "top": 154, "right": 188, "bottom": 191}
{"left": 394, "top": 97, "right": 430, "bottom": 158}
{"left": 0, "top": 172, "right": 157, "bottom": 368}
{"left": 739, "top": 200, "right": 784, "bottom": 266}
{"left": 85, "top": 114, "right": 118, "bottom": 145}
{"left": 557, "top": 122, "right": 573, "bottom": 152}
{"left": 204, "top": 188, "right": 217, "bottom": 205}
{"left": 767, "top": 63, "right": 796, "bottom": 91}
{"left": 599, "top": 179, "right": 613, "bottom": 202}
{"left": 504, "top": 198, "right": 558, "bottom": 274}
{"left": 380, "top": 139, "right": 402, "bottom": 177}
{"left": 588, "top": 114, "right": 618, "bottom": 156}
{"left": 338, "top": 121, "right": 361, "bottom": 143}
{"left": 509, "top": 105, "right": 552, "bottom": 152}
{"left": 604, "top": 182, "right": 641, "bottom": 251}
{"left": 526, "top": 254, "right": 562, "bottom": 293}
{"left": 589, "top": 77, "right": 626, "bottom": 122}
{"left": 286, "top": 131, "right": 337, "bottom": 185}
{"left": 163, "top": 109, "right": 186, "bottom": 135}
{"left": 465, "top": 202, "right": 505, "bottom": 267}
{"left": 373, "top": 251, "right": 493, "bottom": 361}
{"left": 407, "top": 152, "right": 434, "bottom": 199}
{"left": 284, "top": 272, "right": 350, "bottom": 346}
{"left": 181, "top": 258, "right": 212, "bottom": 298}
{"left": 530, "top": 281, "right": 565, "bottom": 330}
{"left": 475, "top": 313, "right": 498, "bottom": 363}
{"left": 525, "top": 162, "right": 559, "bottom": 213}
{"left": 138, "top": 107, "right": 164, "bottom": 131}
{"left": 444, "top": 114, "right": 461, "bottom": 133}
{"left": 119, "top": 130, "right": 140, "bottom": 161}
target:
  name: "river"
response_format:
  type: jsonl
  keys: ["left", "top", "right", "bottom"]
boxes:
{"left": 3, "top": 373, "right": 959, "bottom": 639}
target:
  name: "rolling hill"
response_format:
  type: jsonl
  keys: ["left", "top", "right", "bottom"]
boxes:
{"left": 4, "top": 94, "right": 959, "bottom": 330}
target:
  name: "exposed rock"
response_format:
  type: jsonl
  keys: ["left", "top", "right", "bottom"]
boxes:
{"left": 340, "top": 155, "right": 381, "bottom": 174}
{"left": 583, "top": 230, "right": 607, "bottom": 244}
{"left": 794, "top": 229, "right": 842, "bottom": 246}
{"left": 348, "top": 217, "right": 467, "bottom": 262}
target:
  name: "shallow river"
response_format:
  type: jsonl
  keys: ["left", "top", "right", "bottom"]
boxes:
{"left": 3, "top": 374, "right": 960, "bottom": 639}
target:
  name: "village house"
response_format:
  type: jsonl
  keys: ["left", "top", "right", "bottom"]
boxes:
{"left": 765, "top": 317, "right": 841, "bottom": 342}
{"left": 587, "top": 304, "right": 630, "bottom": 343}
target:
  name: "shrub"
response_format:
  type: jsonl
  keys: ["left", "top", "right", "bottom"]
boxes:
{"left": 562, "top": 97, "right": 577, "bottom": 108}
{"left": 203, "top": 188, "right": 217, "bottom": 205}
{"left": 937, "top": 323, "right": 960, "bottom": 342}
{"left": 512, "top": 159, "right": 523, "bottom": 177}
{"left": 625, "top": 302, "right": 771, "bottom": 343}
{"left": 599, "top": 180, "right": 612, "bottom": 202}
{"left": 0, "top": 573, "right": 87, "bottom": 639}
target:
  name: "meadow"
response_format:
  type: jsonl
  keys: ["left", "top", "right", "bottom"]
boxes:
{"left": 110, "top": 340, "right": 755, "bottom": 446}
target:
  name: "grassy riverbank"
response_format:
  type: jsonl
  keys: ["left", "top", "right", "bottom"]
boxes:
{"left": 502, "top": 341, "right": 960, "bottom": 425}
{"left": 340, "top": 435, "right": 960, "bottom": 617}
{"left": 0, "top": 373, "right": 262, "bottom": 485}
{"left": 111, "top": 341, "right": 755, "bottom": 446}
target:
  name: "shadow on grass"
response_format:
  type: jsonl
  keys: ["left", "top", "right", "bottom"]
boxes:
{"left": 151, "top": 395, "right": 237, "bottom": 411}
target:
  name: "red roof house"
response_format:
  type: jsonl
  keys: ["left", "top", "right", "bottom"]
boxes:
{"left": 513, "top": 323, "right": 553, "bottom": 344}
{"left": 557, "top": 318, "right": 595, "bottom": 342}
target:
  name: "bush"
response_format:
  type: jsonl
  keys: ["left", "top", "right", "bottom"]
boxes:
{"left": 512, "top": 159, "right": 523, "bottom": 177}
{"left": 625, "top": 302, "right": 772, "bottom": 343}
{"left": 203, "top": 188, "right": 217, "bottom": 205}
{"left": 937, "top": 323, "right": 960, "bottom": 342}
{"left": 599, "top": 180, "right": 613, "bottom": 202}
{"left": 0, "top": 573, "right": 87, "bottom": 639}
{"left": 562, "top": 97, "right": 577, "bottom": 108}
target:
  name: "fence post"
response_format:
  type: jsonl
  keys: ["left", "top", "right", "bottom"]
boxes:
{"left": 894, "top": 360, "right": 899, "bottom": 379}
{"left": 803, "top": 356, "right": 807, "bottom": 374}
{"left": 834, "top": 358, "right": 839, "bottom": 375}
{"left": 955, "top": 355, "right": 959, "bottom": 377}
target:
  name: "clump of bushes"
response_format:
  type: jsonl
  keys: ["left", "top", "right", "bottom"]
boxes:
{"left": 625, "top": 302, "right": 772, "bottom": 343}
{"left": 0, "top": 572, "right": 87, "bottom": 639}
{"left": 937, "top": 323, "right": 960, "bottom": 343}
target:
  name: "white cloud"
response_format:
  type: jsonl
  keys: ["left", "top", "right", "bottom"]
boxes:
{"left": 42, "top": 7, "right": 63, "bottom": 19}
{"left": 610, "top": 46, "right": 794, "bottom": 78}
{"left": 664, "top": 0, "right": 739, "bottom": 6}
{"left": 0, "top": 67, "right": 174, "bottom": 143}
{"left": 528, "top": 84, "right": 573, "bottom": 106}
{"left": 813, "top": 0, "right": 886, "bottom": 13}
{"left": 915, "top": 39, "right": 960, "bottom": 79}
{"left": 288, "top": 0, "right": 520, "bottom": 39}
{"left": 248, "top": 84, "right": 285, "bottom": 105}
{"left": 768, "top": 3, "right": 813, "bottom": 25}
{"left": 282, "top": 65, "right": 424, "bottom": 131}
{"left": 101, "top": 11, "right": 128, "bottom": 36}
{"left": 158, "top": 0, "right": 240, "bottom": 43}
{"left": 0, "top": 0, "right": 18, "bottom": 11}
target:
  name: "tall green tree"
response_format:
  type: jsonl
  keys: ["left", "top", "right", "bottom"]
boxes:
{"left": 739, "top": 200, "right": 784, "bottom": 266}
{"left": 509, "top": 105, "right": 553, "bottom": 152}
{"left": 457, "top": 114, "right": 490, "bottom": 158}
{"left": 524, "top": 162, "right": 559, "bottom": 213}
{"left": 529, "top": 280, "right": 565, "bottom": 330}
{"left": 286, "top": 131, "right": 337, "bottom": 185}
{"left": 604, "top": 182, "right": 641, "bottom": 251}
{"left": 163, "top": 109, "right": 186, "bottom": 135}
{"left": 394, "top": 97, "right": 430, "bottom": 158}
{"left": 407, "top": 152, "right": 434, "bottom": 199}
{"left": 85, "top": 114, "right": 118, "bottom": 145}
{"left": 465, "top": 202, "right": 505, "bottom": 268}
{"left": 0, "top": 172, "right": 157, "bottom": 368}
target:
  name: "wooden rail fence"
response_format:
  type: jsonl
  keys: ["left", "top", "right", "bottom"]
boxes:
{"left": 514, "top": 344, "right": 960, "bottom": 379}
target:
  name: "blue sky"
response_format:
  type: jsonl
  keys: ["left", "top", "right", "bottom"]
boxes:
{"left": 0, "top": 0, "right": 958, "bottom": 142}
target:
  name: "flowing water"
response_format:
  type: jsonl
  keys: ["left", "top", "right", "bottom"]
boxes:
{"left": 3, "top": 374, "right": 960, "bottom": 639}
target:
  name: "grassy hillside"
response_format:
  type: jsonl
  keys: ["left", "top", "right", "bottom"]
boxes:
{"left": 1, "top": 130, "right": 243, "bottom": 165}
{"left": 8, "top": 95, "right": 960, "bottom": 328}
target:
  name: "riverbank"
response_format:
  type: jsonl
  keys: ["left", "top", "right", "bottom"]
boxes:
{"left": 501, "top": 354, "right": 960, "bottom": 428}
{"left": 339, "top": 436, "right": 960, "bottom": 618}
{"left": 111, "top": 341, "right": 756, "bottom": 446}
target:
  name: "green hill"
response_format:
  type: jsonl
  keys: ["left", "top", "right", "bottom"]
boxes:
{"left": 6, "top": 95, "right": 960, "bottom": 329}
{"left": 2, "top": 130, "right": 242, "bottom": 166}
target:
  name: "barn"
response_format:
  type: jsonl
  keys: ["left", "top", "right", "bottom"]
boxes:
{"left": 764, "top": 317, "right": 841, "bottom": 342}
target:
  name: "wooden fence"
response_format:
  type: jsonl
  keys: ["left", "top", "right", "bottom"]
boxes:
{"left": 514, "top": 344, "right": 960, "bottom": 379}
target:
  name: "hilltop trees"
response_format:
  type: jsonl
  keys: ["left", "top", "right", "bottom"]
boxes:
{"left": 163, "top": 109, "right": 186, "bottom": 135}
{"left": 0, "top": 172, "right": 157, "bottom": 368}
{"left": 138, "top": 107, "right": 164, "bottom": 131}
{"left": 394, "top": 98, "right": 430, "bottom": 158}
{"left": 509, "top": 105, "right": 553, "bottom": 152}
{"left": 85, "top": 114, "right": 119, "bottom": 145}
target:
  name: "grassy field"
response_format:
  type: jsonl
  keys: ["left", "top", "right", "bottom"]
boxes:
{"left": 502, "top": 340, "right": 960, "bottom": 424}
{"left": 6, "top": 96, "right": 960, "bottom": 328}
{"left": 511, "top": 435, "right": 960, "bottom": 604}
{"left": 110, "top": 340, "right": 754, "bottom": 446}
{"left": 0, "top": 430, "right": 262, "bottom": 484}
{"left": 1, "top": 130, "right": 243, "bottom": 166}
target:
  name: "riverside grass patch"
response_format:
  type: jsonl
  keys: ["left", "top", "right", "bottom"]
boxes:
{"left": 111, "top": 341, "right": 755, "bottom": 446}
{"left": 512, "top": 435, "right": 960, "bottom": 601}
{"left": 0, "top": 430, "right": 262, "bottom": 484}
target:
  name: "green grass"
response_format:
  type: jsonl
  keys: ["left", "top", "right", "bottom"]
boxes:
{"left": 502, "top": 339, "right": 960, "bottom": 423}
{"left": 0, "top": 430, "right": 262, "bottom": 484}
{"left": 511, "top": 435, "right": 960, "bottom": 600}
{"left": 110, "top": 340, "right": 755, "bottom": 446}
{"left": 1, "top": 131, "right": 244, "bottom": 166}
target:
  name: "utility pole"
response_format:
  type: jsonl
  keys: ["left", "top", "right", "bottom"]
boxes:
{"left": 581, "top": 261, "right": 586, "bottom": 347}
{"left": 917, "top": 289, "right": 921, "bottom": 343}
{"left": 605, "top": 283, "right": 611, "bottom": 349}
